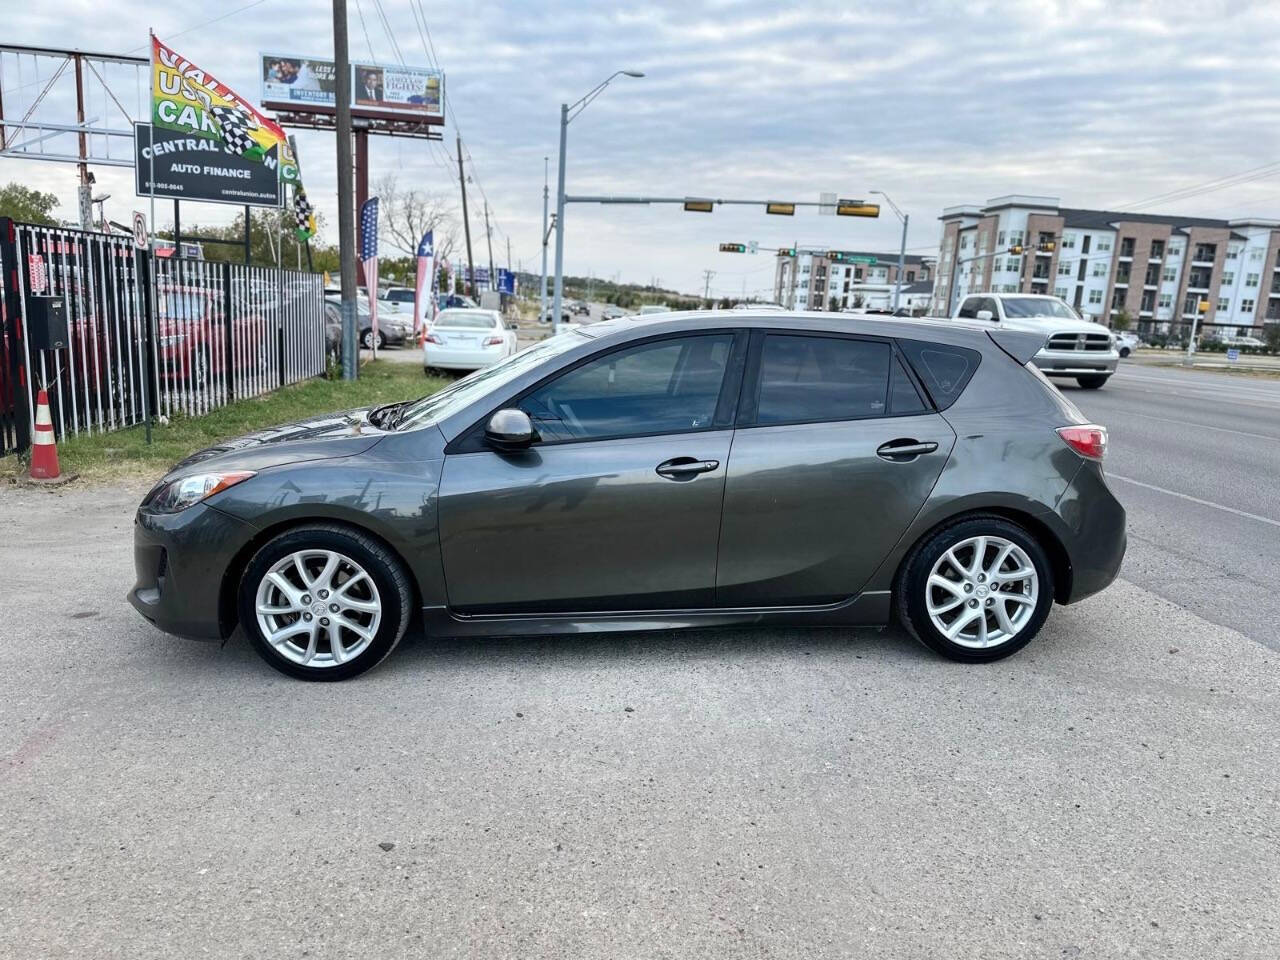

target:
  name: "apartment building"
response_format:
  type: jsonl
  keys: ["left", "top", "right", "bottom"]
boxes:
{"left": 775, "top": 248, "right": 935, "bottom": 311}
{"left": 930, "top": 195, "right": 1280, "bottom": 336}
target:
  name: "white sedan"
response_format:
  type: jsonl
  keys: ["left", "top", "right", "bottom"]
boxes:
{"left": 423, "top": 309, "right": 518, "bottom": 372}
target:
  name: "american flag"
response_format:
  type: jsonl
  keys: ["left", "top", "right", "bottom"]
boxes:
{"left": 360, "top": 198, "right": 379, "bottom": 356}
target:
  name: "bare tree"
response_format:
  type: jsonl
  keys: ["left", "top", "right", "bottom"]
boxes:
{"left": 374, "top": 173, "right": 457, "bottom": 270}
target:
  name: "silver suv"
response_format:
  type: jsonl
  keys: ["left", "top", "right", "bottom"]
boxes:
{"left": 952, "top": 294, "right": 1119, "bottom": 389}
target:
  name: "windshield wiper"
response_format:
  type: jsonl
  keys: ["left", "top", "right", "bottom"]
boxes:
{"left": 367, "top": 401, "right": 406, "bottom": 429}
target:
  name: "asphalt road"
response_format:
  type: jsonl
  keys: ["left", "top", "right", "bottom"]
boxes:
{"left": 1, "top": 363, "right": 1278, "bottom": 958}
{"left": 1061, "top": 363, "right": 1280, "bottom": 650}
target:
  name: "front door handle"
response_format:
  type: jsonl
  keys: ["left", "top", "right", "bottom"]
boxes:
{"left": 656, "top": 457, "right": 720, "bottom": 480}
{"left": 876, "top": 438, "right": 939, "bottom": 462}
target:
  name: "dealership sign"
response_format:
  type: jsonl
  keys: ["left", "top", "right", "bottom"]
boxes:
{"left": 134, "top": 123, "right": 283, "bottom": 207}
{"left": 260, "top": 53, "right": 444, "bottom": 120}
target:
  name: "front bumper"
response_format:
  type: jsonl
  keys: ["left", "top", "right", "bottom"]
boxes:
{"left": 1033, "top": 347, "right": 1120, "bottom": 377}
{"left": 127, "top": 502, "right": 258, "bottom": 640}
{"left": 1051, "top": 461, "right": 1126, "bottom": 603}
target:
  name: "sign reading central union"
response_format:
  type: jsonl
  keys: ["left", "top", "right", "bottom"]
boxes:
{"left": 134, "top": 122, "right": 283, "bottom": 207}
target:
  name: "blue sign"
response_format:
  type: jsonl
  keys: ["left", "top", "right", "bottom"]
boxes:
{"left": 1227, "top": 348, "right": 1240, "bottom": 362}
{"left": 497, "top": 268, "right": 515, "bottom": 295}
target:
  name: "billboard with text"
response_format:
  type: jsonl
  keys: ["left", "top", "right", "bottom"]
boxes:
{"left": 261, "top": 54, "right": 444, "bottom": 121}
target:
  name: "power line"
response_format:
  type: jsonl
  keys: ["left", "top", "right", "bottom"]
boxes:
{"left": 352, "top": 0, "right": 377, "bottom": 61}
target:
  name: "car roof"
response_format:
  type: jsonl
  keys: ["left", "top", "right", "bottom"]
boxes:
{"left": 575, "top": 309, "right": 997, "bottom": 343}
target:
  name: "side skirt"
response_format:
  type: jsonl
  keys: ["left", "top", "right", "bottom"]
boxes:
{"left": 421, "top": 591, "right": 892, "bottom": 639}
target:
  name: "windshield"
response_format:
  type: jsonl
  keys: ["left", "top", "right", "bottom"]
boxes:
{"left": 1001, "top": 298, "right": 1079, "bottom": 320}
{"left": 396, "top": 331, "right": 587, "bottom": 428}
{"left": 435, "top": 310, "right": 498, "bottom": 330}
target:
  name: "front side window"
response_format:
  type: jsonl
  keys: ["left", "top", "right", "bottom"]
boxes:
{"left": 754, "top": 335, "right": 892, "bottom": 425}
{"left": 523, "top": 334, "right": 733, "bottom": 442}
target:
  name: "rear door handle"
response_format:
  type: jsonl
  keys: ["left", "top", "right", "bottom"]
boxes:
{"left": 876, "top": 439, "right": 939, "bottom": 461}
{"left": 656, "top": 457, "right": 720, "bottom": 480}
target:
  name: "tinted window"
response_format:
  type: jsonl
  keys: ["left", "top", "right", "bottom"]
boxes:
{"left": 896, "top": 340, "right": 982, "bottom": 411}
{"left": 523, "top": 334, "right": 733, "bottom": 442}
{"left": 889, "top": 356, "right": 928, "bottom": 415}
{"left": 385, "top": 289, "right": 415, "bottom": 302}
{"left": 436, "top": 310, "right": 498, "bottom": 329}
{"left": 957, "top": 297, "right": 981, "bottom": 319}
{"left": 755, "top": 335, "right": 891, "bottom": 425}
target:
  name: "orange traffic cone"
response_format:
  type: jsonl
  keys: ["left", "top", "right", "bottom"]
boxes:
{"left": 29, "top": 389, "right": 61, "bottom": 481}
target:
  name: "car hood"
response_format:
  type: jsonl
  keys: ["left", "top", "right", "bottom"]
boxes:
{"left": 1000, "top": 316, "right": 1112, "bottom": 336}
{"left": 164, "top": 409, "right": 388, "bottom": 478}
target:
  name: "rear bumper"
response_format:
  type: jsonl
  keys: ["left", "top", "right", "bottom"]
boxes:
{"left": 127, "top": 502, "right": 257, "bottom": 640}
{"left": 424, "top": 347, "right": 507, "bottom": 370}
{"left": 1051, "top": 461, "right": 1126, "bottom": 603}
{"left": 1034, "top": 348, "right": 1119, "bottom": 377}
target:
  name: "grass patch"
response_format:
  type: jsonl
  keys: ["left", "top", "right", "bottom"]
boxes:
{"left": 3, "top": 359, "right": 450, "bottom": 486}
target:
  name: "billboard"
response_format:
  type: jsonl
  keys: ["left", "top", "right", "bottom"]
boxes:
{"left": 134, "top": 123, "right": 283, "bottom": 207}
{"left": 260, "top": 53, "right": 444, "bottom": 120}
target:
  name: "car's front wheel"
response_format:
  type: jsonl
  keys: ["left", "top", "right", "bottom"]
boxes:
{"left": 238, "top": 525, "right": 413, "bottom": 681}
{"left": 1118, "top": 346, "right": 1131, "bottom": 358}
{"left": 361, "top": 329, "right": 386, "bottom": 350}
{"left": 1076, "top": 374, "right": 1109, "bottom": 389}
{"left": 896, "top": 516, "right": 1054, "bottom": 662}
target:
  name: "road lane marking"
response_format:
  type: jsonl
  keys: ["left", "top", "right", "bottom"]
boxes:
{"left": 1113, "top": 369, "right": 1280, "bottom": 401}
{"left": 1113, "top": 412, "right": 1280, "bottom": 443}
{"left": 1108, "top": 473, "right": 1280, "bottom": 529}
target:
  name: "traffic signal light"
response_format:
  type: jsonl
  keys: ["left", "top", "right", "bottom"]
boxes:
{"left": 835, "top": 199, "right": 880, "bottom": 218}
{"left": 1008, "top": 244, "right": 1024, "bottom": 255}
{"left": 1037, "top": 240, "right": 1056, "bottom": 252}
{"left": 827, "top": 250, "right": 843, "bottom": 261}
{"left": 719, "top": 243, "right": 747, "bottom": 253}
{"left": 777, "top": 247, "right": 797, "bottom": 257}
{"left": 684, "top": 198, "right": 714, "bottom": 213}
{"left": 765, "top": 202, "right": 796, "bottom": 216}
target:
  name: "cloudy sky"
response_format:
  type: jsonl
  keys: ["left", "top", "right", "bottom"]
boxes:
{"left": 5, "top": 1, "right": 1280, "bottom": 297}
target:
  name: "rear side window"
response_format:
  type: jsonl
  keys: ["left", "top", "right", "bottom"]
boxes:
{"left": 755, "top": 335, "right": 891, "bottom": 425}
{"left": 888, "top": 356, "right": 929, "bottom": 415}
{"left": 896, "top": 339, "right": 982, "bottom": 410}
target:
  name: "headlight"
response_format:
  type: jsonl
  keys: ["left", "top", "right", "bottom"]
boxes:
{"left": 145, "top": 470, "right": 256, "bottom": 513}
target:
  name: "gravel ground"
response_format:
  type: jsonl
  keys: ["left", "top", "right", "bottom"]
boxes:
{"left": 1, "top": 481, "right": 1277, "bottom": 959}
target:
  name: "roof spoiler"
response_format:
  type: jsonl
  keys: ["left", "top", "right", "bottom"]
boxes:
{"left": 987, "top": 328, "right": 1048, "bottom": 365}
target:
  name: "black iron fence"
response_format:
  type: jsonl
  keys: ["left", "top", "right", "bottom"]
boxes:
{"left": 1, "top": 218, "right": 325, "bottom": 456}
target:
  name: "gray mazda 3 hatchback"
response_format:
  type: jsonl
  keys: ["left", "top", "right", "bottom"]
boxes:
{"left": 129, "top": 311, "right": 1125, "bottom": 680}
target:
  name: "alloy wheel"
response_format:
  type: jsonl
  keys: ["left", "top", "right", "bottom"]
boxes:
{"left": 925, "top": 535, "right": 1039, "bottom": 648}
{"left": 254, "top": 549, "right": 382, "bottom": 667}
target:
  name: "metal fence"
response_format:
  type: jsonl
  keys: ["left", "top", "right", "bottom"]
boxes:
{"left": 1, "top": 218, "right": 325, "bottom": 455}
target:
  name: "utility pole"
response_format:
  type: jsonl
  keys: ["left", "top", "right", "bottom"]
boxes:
{"left": 484, "top": 201, "right": 495, "bottom": 295}
{"left": 540, "top": 156, "right": 549, "bottom": 325}
{"left": 334, "top": 0, "right": 359, "bottom": 380}
{"left": 457, "top": 135, "right": 476, "bottom": 298}
{"left": 702, "top": 269, "right": 715, "bottom": 306}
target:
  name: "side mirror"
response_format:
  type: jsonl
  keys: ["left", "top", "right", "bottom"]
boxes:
{"left": 975, "top": 309, "right": 995, "bottom": 323}
{"left": 485, "top": 408, "right": 537, "bottom": 451}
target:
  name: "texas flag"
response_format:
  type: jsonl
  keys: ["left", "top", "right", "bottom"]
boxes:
{"left": 360, "top": 197, "right": 379, "bottom": 356}
{"left": 413, "top": 229, "right": 434, "bottom": 339}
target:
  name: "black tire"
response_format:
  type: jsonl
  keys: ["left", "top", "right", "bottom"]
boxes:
{"left": 1076, "top": 374, "right": 1109, "bottom": 389}
{"left": 361, "top": 329, "right": 385, "bottom": 350}
{"left": 895, "top": 515, "right": 1055, "bottom": 663}
{"left": 1119, "top": 346, "right": 1131, "bottom": 358}
{"left": 238, "top": 525, "right": 413, "bottom": 681}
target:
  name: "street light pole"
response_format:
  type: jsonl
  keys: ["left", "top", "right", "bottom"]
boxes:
{"left": 872, "top": 191, "right": 908, "bottom": 313}
{"left": 552, "top": 70, "right": 644, "bottom": 338}
{"left": 552, "top": 102, "right": 568, "bottom": 336}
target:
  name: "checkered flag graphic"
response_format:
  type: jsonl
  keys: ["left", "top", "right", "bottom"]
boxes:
{"left": 294, "top": 187, "right": 315, "bottom": 239}
{"left": 210, "top": 105, "right": 258, "bottom": 156}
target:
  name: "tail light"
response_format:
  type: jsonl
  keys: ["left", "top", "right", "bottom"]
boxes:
{"left": 1057, "top": 424, "right": 1107, "bottom": 461}
{"left": 483, "top": 336, "right": 504, "bottom": 346}
{"left": 424, "top": 333, "right": 443, "bottom": 345}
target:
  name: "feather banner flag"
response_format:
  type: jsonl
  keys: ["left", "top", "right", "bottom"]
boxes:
{"left": 151, "top": 34, "right": 300, "bottom": 186}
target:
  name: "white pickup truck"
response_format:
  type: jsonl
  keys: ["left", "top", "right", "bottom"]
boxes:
{"left": 951, "top": 293, "right": 1120, "bottom": 389}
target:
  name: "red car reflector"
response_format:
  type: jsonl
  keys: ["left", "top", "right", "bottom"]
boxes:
{"left": 1057, "top": 424, "right": 1107, "bottom": 461}
{"left": 424, "top": 333, "right": 443, "bottom": 345}
{"left": 483, "top": 336, "right": 504, "bottom": 346}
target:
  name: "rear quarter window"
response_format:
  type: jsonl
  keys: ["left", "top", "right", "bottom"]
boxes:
{"left": 896, "top": 339, "right": 982, "bottom": 410}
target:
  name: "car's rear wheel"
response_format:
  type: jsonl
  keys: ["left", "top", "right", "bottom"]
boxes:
{"left": 1118, "top": 346, "right": 1131, "bottom": 358}
{"left": 1076, "top": 374, "right": 1109, "bottom": 389}
{"left": 361, "top": 329, "right": 386, "bottom": 350}
{"left": 238, "top": 525, "right": 413, "bottom": 681}
{"left": 896, "top": 516, "right": 1054, "bottom": 662}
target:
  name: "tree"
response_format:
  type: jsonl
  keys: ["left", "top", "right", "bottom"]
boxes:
{"left": 0, "top": 182, "right": 60, "bottom": 224}
{"left": 1111, "top": 309, "right": 1133, "bottom": 332}
{"left": 374, "top": 173, "right": 456, "bottom": 276}
{"left": 1263, "top": 322, "right": 1280, "bottom": 354}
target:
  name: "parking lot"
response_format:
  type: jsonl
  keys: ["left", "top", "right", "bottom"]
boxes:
{"left": 2, "top": 363, "right": 1278, "bottom": 959}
